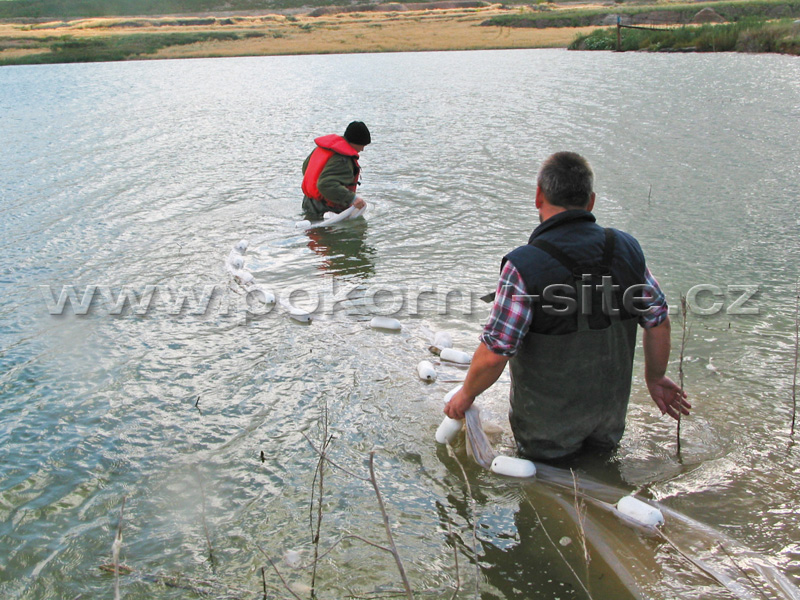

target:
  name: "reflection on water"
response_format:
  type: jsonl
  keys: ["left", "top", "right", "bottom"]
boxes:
{"left": 1, "top": 50, "right": 799, "bottom": 600}
{"left": 305, "top": 219, "right": 376, "bottom": 279}
{"left": 476, "top": 489, "right": 643, "bottom": 600}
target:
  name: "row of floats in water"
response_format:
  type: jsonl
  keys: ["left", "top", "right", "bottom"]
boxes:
{"left": 226, "top": 213, "right": 800, "bottom": 600}
{"left": 225, "top": 227, "right": 800, "bottom": 598}
{"left": 224, "top": 236, "right": 666, "bottom": 530}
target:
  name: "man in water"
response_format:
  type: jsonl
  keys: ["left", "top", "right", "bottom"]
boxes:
{"left": 301, "top": 121, "right": 371, "bottom": 220}
{"left": 444, "top": 151, "right": 690, "bottom": 460}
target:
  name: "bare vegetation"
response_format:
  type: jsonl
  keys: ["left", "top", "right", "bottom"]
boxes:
{"left": 0, "top": 5, "right": 588, "bottom": 65}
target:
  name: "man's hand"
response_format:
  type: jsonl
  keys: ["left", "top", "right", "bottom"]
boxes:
{"left": 642, "top": 317, "right": 690, "bottom": 420}
{"left": 353, "top": 197, "right": 366, "bottom": 209}
{"left": 443, "top": 342, "right": 509, "bottom": 420}
{"left": 444, "top": 388, "right": 475, "bottom": 420}
{"left": 647, "top": 375, "right": 691, "bottom": 420}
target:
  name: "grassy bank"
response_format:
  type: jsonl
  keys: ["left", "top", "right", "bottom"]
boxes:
{"left": 569, "top": 17, "right": 800, "bottom": 53}
{"left": 0, "top": 30, "right": 270, "bottom": 65}
{"left": 482, "top": 0, "right": 800, "bottom": 28}
{"left": 2, "top": 0, "right": 798, "bottom": 65}
{"left": 0, "top": 5, "right": 588, "bottom": 66}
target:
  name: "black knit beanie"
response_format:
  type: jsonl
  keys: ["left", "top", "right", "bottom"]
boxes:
{"left": 344, "top": 121, "right": 371, "bottom": 146}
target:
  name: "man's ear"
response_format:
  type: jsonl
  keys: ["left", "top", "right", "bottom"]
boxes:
{"left": 586, "top": 192, "right": 596, "bottom": 212}
{"left": 535, "top": 186, "right": 545, "bottom": 210}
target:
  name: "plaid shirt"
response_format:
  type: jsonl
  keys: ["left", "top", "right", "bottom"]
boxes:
{"left": 480, "top": 261, "right": 668, "bottom": 357}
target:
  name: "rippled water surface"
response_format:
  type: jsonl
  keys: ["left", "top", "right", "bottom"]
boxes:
{"left": 1, "top": 50, "right": 799, "bottom": 599}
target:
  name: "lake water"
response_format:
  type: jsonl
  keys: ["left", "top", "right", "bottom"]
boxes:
{"left": 1, "top": 49, "right": 799, "bottom": 599}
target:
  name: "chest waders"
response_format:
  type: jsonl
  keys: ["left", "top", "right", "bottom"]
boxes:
{"left": 508, "top": 229, "right": 639, "bottom": 460}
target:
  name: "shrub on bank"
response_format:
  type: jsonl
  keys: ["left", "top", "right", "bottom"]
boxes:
{"left": 484, "top": 0, "right": 800, "bottom": 29}
{"left": 568, "top": 18, "right": 800, "bottom": 54}
{"left": 0, "top": 31, "right": 249, "bottom": 65}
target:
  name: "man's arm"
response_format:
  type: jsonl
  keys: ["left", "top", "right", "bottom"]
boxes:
{"left": 444, "top": 343, "right": 509, "bottom": 419}
{"left": 443, "top": 260, "right": 532, "bottom": 420}
{"left": 643, "top": 316, "right": 691, "bottom": 419}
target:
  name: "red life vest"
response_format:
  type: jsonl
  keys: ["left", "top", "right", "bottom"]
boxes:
{"left": 301, "top": 134, "right": 360, "bottom": 208}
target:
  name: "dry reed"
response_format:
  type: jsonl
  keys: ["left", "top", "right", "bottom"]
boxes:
{"left": 525, "top": 495, "right": 595, "bottom": 599}
{"left": 448, "top": 444, "right": 481, "bottom": 600}
{"left": 791, "top": 279, "right": 798, "bottom": 436}
{"left": 677, "top": 293, "right": 689, "bottom": 455}
{"left": 197, "top": 471, "right": 215, "bottom": 566}
{"left": 309, "top": 401, "right": 332, "bottom": 597}
{"left": 368, "top": 452, "right": 415, "bottom": 600}
{"left": 112, "top": 496, "right": 126, "bottom": 600}
{"left": 298, "top": 433, "right": 423, "bottom": 599}
{"left": 571, "top": 470, "right": 591, "bottom": 572}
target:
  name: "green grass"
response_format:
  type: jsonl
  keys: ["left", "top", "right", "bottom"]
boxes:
{"left": 569, "top": 17, "right": 800, "bottom": 53}
{"left": 0, "top": 30, "right": 261, "bottom": 65}
{"left": 482, "top": 0, "right": 800, "bottom": 28}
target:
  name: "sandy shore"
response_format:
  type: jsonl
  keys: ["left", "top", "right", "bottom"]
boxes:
{"left": 0, "top": 5, "right": 601, "bottom": 62}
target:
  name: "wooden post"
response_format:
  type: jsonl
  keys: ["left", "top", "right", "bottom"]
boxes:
{"left": 617, "top": 16, "right": 622, "bottom": 52}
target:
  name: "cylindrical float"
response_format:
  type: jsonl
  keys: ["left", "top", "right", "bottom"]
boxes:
{"left": 435, "top": 417, "right": 463, "bottom": 444}
{"left": 417, "top": 360, "right": 437, "bottom": 382}
{"left": 490, "top": 456, "right": 537, "bottom": 478}
{"left": 228, "top": 255, "right": 244, "bottom": 271}
{"left": 440, "top": 348, "right": 472, "bottom": 364}
{"left": 234, "top": 270, "right": 254, "bottom": 285}
{"left": 616, "top": 496, "right": 664, "bottom": 527}
{"left": 370, "top": 316, "right": 402, "bottom": 331}
{"left": 251, "top": 285, "right": 276, "bottom": 305}
{"left": 433, "top": 331, "right": 453, "bottom": 350}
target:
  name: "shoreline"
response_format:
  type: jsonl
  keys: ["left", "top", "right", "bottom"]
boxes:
{"left": 3, "top": 1, "right": 796, "bottom": 65}
{"left": 0, "top": 6, "right": 600, "bottom": 65}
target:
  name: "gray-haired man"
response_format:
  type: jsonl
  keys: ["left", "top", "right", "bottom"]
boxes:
{"left": 445, "top": 152, "right": 689, "bottom": 460}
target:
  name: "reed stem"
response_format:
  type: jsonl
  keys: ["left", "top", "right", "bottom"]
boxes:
{"left": 310, "top": 401, "right": 331, "bottom": 598}
{"left": 791, "top": 280, "right": 798, "bottom": 436}
{"left": 526, "top": 496, "right": 594, "bottom": 600}
{"left": 113, "top": 496, "right": 126, "bottom": 600}
{"left": 449, "top": 445, "right": 480, "bottom": 600}
{"left": 571, "top": 470, "right": 591, "bottom": 572}
{"left": 369, "top": 452, "right": 415, "bottom": 600}
{"left": 677, "top": 294, "right": 689, "bottom": 455}
{"left": 197, "top": 472, "right": 214, "bottom": 566}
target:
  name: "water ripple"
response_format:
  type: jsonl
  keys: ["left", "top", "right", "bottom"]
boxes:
{"left": 1, "top": 50, "right": 799, "bottom": 599}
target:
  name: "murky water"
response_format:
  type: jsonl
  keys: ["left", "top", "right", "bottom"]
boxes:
{"left": 1, "top": 49, "right": 799, "bottom": 599}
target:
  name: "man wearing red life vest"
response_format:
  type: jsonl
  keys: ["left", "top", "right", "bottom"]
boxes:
{"left": 301, "top": 121, "right": 371, "bottom": 220}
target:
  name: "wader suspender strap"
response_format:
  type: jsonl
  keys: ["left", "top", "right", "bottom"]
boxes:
{"left": 530, "top": 228, "right": 617, "bottom": 331}
{"left": 530, "top": 228, "right": 616, "bottom": 271}
{"left": 529, "top": 239, "right": 580, "bottom": 272}
{"left": 479, "top": 229, "right": 617, "bottom": 305}
{"left": 601, "top": 227, "right": 615, "bottom": 269}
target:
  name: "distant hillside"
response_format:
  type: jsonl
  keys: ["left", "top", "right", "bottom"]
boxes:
{"left": 0, "top": 0, "right": 338, "bottom": 19}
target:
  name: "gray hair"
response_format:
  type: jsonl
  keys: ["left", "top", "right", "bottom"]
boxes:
{"left": 536, "top": 152, "right": 594, "bottom": 209}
